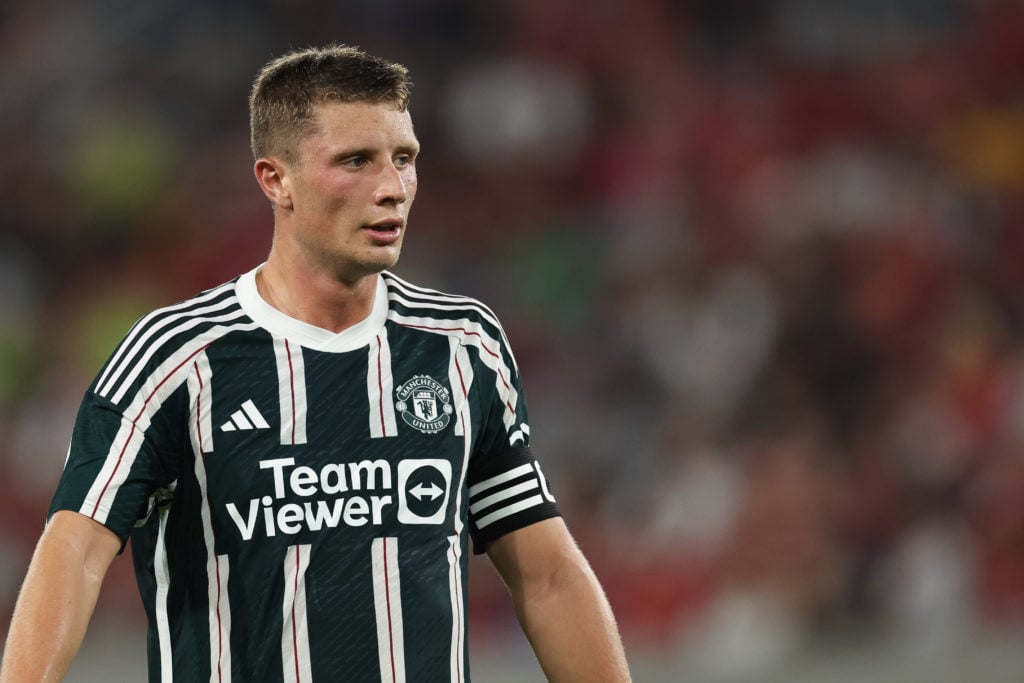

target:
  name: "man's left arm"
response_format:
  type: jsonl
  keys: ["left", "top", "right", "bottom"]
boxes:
{"left": 486, "top": 517, "right": 631, "bottom": 682}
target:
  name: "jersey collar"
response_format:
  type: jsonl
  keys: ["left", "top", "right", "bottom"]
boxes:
{"left": 236, "top": 264, "right": 388, "bottom": 352}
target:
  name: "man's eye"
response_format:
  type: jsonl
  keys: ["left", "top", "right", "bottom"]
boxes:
{"left": 344, "top": 157, "right": 367, "bottom": 168}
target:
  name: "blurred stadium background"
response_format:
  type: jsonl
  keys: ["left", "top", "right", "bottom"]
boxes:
{"left": 3, "top": 1, "right": 1024, "bottom": 681}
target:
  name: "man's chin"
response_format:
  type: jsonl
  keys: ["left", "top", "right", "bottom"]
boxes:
{"left": 343, "top": 248, "right": 403, "bottom": 280}
{"left": 369, "top": 245, "right": 402, "bottom": 272}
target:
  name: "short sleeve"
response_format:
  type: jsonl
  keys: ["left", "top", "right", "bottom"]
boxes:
{"left": 49, "top": 385, "right": 185, "bottom": 545}
{"left": 465, "top": 333, "right": 560, "bottom": 553}
{"left": 466, "top": 442, "right": 560, "bottom": 553}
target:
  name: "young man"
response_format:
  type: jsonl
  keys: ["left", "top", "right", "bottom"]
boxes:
{"left": 1, "top": 45, "right": 630, "bottom": 682}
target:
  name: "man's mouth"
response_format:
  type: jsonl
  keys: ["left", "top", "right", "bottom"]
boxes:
{"left": 364, "top": 220, "right": 403, "bottom": 244}
{"left": 365, "top": 220, "right": 403, "bottom": 233}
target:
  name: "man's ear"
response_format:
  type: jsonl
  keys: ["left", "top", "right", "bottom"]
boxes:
{"left": 254, "top": 157, "right": 294, "bottom": 210}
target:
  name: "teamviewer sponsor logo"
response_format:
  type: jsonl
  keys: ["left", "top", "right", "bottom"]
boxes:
{"left": 225, "top": 457, "right": 453, "bottom": 540}
{"left": 397, "top": 459, "right": 451, "bottom": 525}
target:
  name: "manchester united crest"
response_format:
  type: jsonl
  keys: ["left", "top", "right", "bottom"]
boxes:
{"left": 395, "top": 375, "right": 453, "bottom": 434}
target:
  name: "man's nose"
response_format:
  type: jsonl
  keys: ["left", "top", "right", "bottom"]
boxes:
{"left": 375, "top": 163, "right": 407, "bottom": 205}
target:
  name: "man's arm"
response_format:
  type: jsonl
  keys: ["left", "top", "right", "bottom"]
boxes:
{"left": 1, "top": 510, "right": 121, "bottom": 683}
{"left": 486, "top": 517, "right": 631, "bottom": 682}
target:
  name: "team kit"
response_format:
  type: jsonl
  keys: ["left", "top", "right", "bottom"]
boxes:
{"left": 51, "top": 266, "right": 560, "bottom": 681}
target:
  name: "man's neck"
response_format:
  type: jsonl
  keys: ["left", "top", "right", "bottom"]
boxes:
{"left": 256, "top": 254, "right": 379, "bottom": 334}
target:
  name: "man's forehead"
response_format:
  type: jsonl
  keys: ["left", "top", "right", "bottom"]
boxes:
{"left": 306, "top": 101, "right": 415, "bottom": 142}
{"left": 313, "top": 100, "right": 412, "bottom": 125}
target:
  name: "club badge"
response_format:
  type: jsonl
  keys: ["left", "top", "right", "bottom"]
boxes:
{"left": 396, "top": 375, "right": 453, "bottom": 434}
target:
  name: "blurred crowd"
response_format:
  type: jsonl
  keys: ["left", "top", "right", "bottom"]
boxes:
{"left": 2, "top": 0, "right": 1024, "bottom": 678}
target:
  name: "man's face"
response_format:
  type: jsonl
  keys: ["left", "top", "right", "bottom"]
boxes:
{"left": 281, "top": 100, "right": 419, "bottom": 282}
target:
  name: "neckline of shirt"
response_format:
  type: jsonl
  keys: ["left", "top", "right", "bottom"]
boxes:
{"left": 235, "top": 264, "right": 388, "bottom": 352}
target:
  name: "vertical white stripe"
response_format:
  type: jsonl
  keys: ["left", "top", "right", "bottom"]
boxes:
{"left": 273, "top": 337, "right": 308, "bottom": 445}
{"left": 190, "top": 356, "right": 232, "bottom": 682}
{"left": 212, "top": 555, "right": 232, "bottom": 683}
{"left": 154, "top": 505, "right": 173, "bottom": 682}
{"left": 372, "top": 537, "right": 406, "bottom": 683}
{"left": 81, "top": 415, "right": 147, "bottom": 525}
{"left": 447, "top": 340, "right": 474, "bottom": 438}
{"left": 447, "top": 337, "right": 473, "bottom": 682}
{"left": 368, "top": 332, "right": 398, "bottom": 438}
{"left": 187, "top": 353, "right": 215, "bottom": 455}
{"left": 446, "top": 534, "right": 465, "bottom": 683}
{"left": 282, "top": 544, "right": 313, "bottom": 683}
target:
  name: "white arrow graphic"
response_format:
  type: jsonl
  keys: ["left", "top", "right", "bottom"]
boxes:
{"left": 410, "top": 482, "right": 443, "bottom": 501}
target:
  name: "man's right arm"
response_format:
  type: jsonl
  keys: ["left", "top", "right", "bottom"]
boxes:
{"left": 1, "top": 510, "right": 121, "bottom": 683}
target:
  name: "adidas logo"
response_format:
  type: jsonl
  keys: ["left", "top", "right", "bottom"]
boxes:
{"left": 221, "top": 399, "right": 270, "bottom": 432}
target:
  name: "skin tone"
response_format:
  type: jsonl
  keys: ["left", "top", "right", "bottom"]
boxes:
{"left": 1, "top": 98, "right": 630, "bottom": 683}
{"left": 253, "top": 100, "right": 420, "bottom": 334}
{"left": 0, "top": 511, "right": 121, "bottom": 682}
{"left": 487, "top": 518, "right": 632, "bottom": 682}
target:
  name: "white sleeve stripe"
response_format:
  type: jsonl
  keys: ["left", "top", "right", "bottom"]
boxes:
{"left": 384, "top": 274, "right": 518, "bottom": 371}
{"left": 386, "top": 313, "right": 505, "bottom": 361}
{"left": 468, "top": 463, "right": 534, "bottom": 497}
{"left": 384, "top": 271, "right": 502, "bottom": 319}
{"left": 469, "top": 479, "right": 539, "bottom": 515}
{"left": 387, "top": 290, "right": 504, "bottom": 337}
{"left": 474, "top": 495, "right": 545, "bottom": 529}
{"left": 97, "top": 285, "right": 236, "bottom": 395}
{"left": 104, "top": 309, "right": 250, "bottom": 403}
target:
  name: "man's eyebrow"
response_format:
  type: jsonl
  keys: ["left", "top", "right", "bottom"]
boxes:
{"left": 395, "top": 141, "right": 421, "bottom": 155}
{"left": 330, "top": 142, "right": 420, "bottom": 160}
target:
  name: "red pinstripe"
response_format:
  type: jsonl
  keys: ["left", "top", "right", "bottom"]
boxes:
{"left": 285, "top": 340, "right": 297, "bottom": 445}
{"left": 376, "top": 335, "right": 388, "bottom": 437}
{"left": 451, "top": 352, "right": 470, "bottom": 683}
{"left": 384, "top": 538, "right": 397, "bottom": 683}
{"left": 291, "top": 545, "right": 302, "bottom": 683}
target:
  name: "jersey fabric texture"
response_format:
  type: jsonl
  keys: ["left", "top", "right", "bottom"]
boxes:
{"left": 50, "top": 266, "right": 561, "bottom": 682}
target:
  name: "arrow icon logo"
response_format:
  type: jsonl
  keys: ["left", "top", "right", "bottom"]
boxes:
{"left": 410, "top": 482, "right": 443, "bottom": 502}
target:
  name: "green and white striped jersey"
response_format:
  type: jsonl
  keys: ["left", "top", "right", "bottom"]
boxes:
{"left": 50, "top": 266, "right": 560, "bottom": 682}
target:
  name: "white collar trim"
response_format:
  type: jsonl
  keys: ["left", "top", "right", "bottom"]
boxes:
{"left": 235, "top": 264, "right": 388, "bottom": 352}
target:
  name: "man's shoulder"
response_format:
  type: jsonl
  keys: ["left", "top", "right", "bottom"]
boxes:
{"left": 382, "top": 270, "right": 493, "bottom": 317}
{"left": 380, "top": 271, "right": 499, "bottom": 324}
{"left": 127, "top": 275, "right": 248, "bottom": 346}
{"left": 143, "top": 275, "right": 243, "bottom": 321}
{"left": 90, "top": 275, "right": 253, "bottom": 405}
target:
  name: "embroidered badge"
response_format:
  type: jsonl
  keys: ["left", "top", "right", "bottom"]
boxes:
{"left": 395, "top": 375, "right": 453, "bottom": 434}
